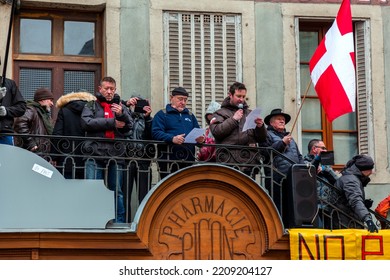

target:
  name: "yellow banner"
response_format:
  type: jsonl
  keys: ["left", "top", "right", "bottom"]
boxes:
{"left": 289, "top": 229, "right": 390, "bottom": 260}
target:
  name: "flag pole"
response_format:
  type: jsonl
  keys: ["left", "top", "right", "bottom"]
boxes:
{"left": 289, "top": 79, "right": 312, "bottom": 134}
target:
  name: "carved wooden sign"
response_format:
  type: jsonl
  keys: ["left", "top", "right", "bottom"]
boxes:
{"left": 135, "top": 164, "right": 286, "bottom": 260}
{"left": 155, "top": 186, "right": 260, "bottom": 259}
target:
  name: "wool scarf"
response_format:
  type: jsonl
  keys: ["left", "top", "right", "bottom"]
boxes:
{"left": 98, "top": 100, "right": 115, "bottom": 139}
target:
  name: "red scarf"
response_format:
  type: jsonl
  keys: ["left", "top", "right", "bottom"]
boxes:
{"left": 98, "top": 100, "right": 115, "bottom": 139}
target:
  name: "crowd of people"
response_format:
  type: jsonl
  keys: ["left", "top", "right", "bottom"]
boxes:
{"left": 0, "top": 74, "right": 388, "bottom": 230}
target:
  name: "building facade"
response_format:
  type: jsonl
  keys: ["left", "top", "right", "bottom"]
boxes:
{"left": 1, "top": 0, "right": 390, "bottom": 208}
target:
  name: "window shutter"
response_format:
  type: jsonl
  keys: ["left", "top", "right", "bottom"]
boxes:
{"left": 355, "top": 21, "right": 373, "bottom": 155}
{"left": 164, "top": 12, "right": 242, "bottom": 127}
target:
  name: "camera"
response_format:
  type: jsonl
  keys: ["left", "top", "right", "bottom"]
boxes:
{"left": 320, "top": 151, "right": 334, "bottom": 166}
{"left": 134, "top": 99, "right": 149, "bottom": 113}
{"left": 111, "top": 95, "right": 121, "bottom": 105}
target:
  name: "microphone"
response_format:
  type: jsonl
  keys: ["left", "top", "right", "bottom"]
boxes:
{"left": 237, "top": 104, "right": 243, "bottom": 123}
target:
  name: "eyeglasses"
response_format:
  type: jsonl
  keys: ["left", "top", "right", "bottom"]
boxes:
{"left": 315, "top": 146, "right": 327, "bottom": 150}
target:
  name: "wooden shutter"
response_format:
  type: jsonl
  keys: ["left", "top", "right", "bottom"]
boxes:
{"left": 355, "top": 21, "right": 373, "bottom": 155}
{"left": 163, "top": 12, "right": 242, "bottom": 127}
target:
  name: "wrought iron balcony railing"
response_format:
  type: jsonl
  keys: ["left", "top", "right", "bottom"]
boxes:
{"left": 1, "top": 133, "right": 388, "bottom": 231}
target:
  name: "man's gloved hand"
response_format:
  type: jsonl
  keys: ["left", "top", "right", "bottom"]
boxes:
{"left": 364, "top": 198, "right": 374, "bottom": 209}
{"left": 366, "top": 220, "right": 378, "bottom": 233}
{"left": 311, "top": 155, "right": 321, "bottom": 169}
{"left": 0, "top": 87, "right": 6, "bottom": 100}
{"left": 0, "top": 106, "right": 7, "bottom": 117}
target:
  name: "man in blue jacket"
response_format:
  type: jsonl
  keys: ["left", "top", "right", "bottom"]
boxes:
{"left": 152, "top": 87, "right": 204, "bottom": 179}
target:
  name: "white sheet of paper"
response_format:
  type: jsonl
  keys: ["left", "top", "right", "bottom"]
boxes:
{"left": 243, "top": 108, "right": 262, "bottom": 131}
{"left": 184, "top": 128, "right": 205, "bottom": 143}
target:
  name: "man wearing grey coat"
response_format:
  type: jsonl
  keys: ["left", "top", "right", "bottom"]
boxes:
{"left": 331, "top": 154, "right": 377, "bottom": 232}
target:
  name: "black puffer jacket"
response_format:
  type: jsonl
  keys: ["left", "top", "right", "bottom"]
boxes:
{"left": 53, "top": 91, "right": 96, "bottom": 137}
{"left": 0, "top": 77, "right": 26, "bottom": 133}
{"left": 52, "top": 92, "right": 97, "bottom": 169}
{"left": 332, "top": 164, "right": 372, "bottom": 228}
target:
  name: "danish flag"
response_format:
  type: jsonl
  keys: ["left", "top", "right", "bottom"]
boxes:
{"left": 309, "top": 0, "right": 355, "bottom": 122}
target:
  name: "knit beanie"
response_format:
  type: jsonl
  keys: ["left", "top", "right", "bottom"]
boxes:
{"left": 204, "top": 101, "right": 221, "bottom": 124}
{"left": 354, "top": 154, "right": 375, "bottom": 171}
{"left": 205, "top": 101, "right": 221, "bottom": 115}
{"left": 34, "top": 88, "right": 54, "bottom": 102}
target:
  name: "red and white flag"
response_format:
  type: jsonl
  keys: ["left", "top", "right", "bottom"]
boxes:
{"left": 309, "top": 0, "right": 355, "bottom": 122}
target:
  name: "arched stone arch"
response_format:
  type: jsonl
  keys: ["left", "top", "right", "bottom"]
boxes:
{"left": 134, "top": 164, "right": 289, "bottom": 259}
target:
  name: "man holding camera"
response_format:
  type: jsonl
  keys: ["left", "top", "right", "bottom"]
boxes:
{"left": 123, "top": 95, "right": 154, "bottom": 222}
{"left": 81, "top": 76, "right": 133, "bottom": 223}
{"left": 304, "top": 139, "right": 339, "bottom": 228}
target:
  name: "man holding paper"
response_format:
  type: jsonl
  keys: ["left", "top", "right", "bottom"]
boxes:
{"left": 152, "top": 87, "right": 205, "bottom": 179}
{"left": 209, "top": 82, "right": 266, "bottom": 176}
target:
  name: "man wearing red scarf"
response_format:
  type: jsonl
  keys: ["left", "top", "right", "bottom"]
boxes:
{"left": 81, "top": 76, "right": 133, "bottom": 223}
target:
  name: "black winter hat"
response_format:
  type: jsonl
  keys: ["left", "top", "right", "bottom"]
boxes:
{"left": 171, "top": 87, "right": 188, "bottom": 97}
{"left": 354, "top": 154, "right": 375, "bottom": 171}
{"left": 34, "top": 88, "right": 54, "bottom": 102}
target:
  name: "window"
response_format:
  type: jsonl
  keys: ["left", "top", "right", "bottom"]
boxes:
{"left": 14, "top": 10, "right": 102, "bottom": 119}
{"left": 64, "top": 21, "right": 95, "bottom": 56}
{"left": 163, "top": 12, "right": 242, "bottom": 127}
{"left": 299, "top": 21, "right": 372, "bottom": 167}
{"left": 20, "top": 19, "right": 52, "bottom": 54}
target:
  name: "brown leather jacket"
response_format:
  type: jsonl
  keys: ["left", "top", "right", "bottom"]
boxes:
{"left": 13, "top": 101, "right": 53, "bottom": 152}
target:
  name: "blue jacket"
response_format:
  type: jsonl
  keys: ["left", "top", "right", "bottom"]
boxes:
{"left": 152, "top": 104, "right": 199, "bottom": 143}
{"left": 152, "top": 104, "right": 200, "bottom": 160}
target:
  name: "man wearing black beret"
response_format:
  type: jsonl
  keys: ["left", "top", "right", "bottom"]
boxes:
{"left": 152, "top": 86, "right": 204, "bottom": 179}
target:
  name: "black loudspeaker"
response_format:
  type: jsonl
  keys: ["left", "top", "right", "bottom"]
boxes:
{"left": 286, "top": 164, "right": 318, "bottom": 228}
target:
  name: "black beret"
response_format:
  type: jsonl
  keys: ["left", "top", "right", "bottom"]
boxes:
{"left": 171, "top": 87, "right": 188, "bottom": 97}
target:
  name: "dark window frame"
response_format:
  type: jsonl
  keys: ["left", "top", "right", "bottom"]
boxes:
{"left": 299, "top": 21, "right": 358, "bottom": 168}
{"left": 13, "top": 9, "right": 103, "bottom": 121}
